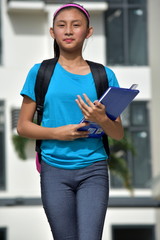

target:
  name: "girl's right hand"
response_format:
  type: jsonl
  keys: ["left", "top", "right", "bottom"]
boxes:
{"left": 17, "top": 96, "right": 89, "bottom": 141}
{"left": 54, "top": 123, "right": 89, "bottom": 141}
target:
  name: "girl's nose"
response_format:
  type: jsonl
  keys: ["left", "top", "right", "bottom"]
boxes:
{"left": 65, "top": 25, "right": 73, "bottom": 35}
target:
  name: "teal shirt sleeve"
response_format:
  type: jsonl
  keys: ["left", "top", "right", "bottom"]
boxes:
{"left": 105, "top": 66, "right": 119, "bottom": 88}
{"left": 20, "top": 63, "right": 41, "bottom": 101}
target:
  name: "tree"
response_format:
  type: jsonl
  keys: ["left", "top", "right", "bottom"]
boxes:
{"left": 108, "top": 135, "right": 135, "bottom": 192}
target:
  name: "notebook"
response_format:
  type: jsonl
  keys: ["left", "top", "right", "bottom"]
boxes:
{"left": 78, "top": 84, "right": 139, "bottom": 138}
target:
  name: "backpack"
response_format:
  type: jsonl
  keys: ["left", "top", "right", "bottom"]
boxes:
{"left": 35, "top": 57, "right": 109, "bottom": 172}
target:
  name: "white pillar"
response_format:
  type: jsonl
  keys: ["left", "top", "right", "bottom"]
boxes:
{"left": 148, "top": 0, "right": 160, "bottom": 239}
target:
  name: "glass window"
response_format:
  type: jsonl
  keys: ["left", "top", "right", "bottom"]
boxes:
{"left": 105, "top": 0, "right": 148, "bottom": 66}
{"left": 131, "top": 102, "right": 148, "bottom": 126}
{"left": 128, "top": 8, "right": 148, "bottom": 65}
{"left": 0, "top": 228, "right": 7, "bottom": 240}
{"left": 131, "top": 130, "right": 151, "bottom": 187}
{"left": 11, "top": 109, "right": 20, "bottom": 129}
{"left": 112, "top": 225, "right": 155, "bottom": 240}
{"left": 110, "top": 101, "right": 151, "bottom": 189}
{"left": 0, "top": 101, "right": 6, "bottom": 190}
{"left": 105, "top": 9, "right": 124, "bottom": 65}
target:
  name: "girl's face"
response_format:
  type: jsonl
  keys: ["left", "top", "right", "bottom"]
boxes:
{"left": 50, "top": 8, "right": 93, "bottom": 54}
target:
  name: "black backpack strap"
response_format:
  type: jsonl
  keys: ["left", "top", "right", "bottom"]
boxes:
{"left": 86, "top": 60, "right": 110, "bottom": 157}
{"left": 34, "top": 57, "right": 58, "bottom": 156}
{"left": 86, "top": 61, "right": 109, "bottom": 98}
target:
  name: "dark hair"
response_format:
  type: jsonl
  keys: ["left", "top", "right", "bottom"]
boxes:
{"left": 53, "top": 3, "right": 90, "bottom": 58}
{"left": 54, "top": 40, "right": 60, "bottom": 59}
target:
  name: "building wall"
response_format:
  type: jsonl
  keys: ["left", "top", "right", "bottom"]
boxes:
{"left": 0, "top": 206, "right": 52, "bottom": 240}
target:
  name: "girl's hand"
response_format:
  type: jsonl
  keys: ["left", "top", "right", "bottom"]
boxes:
{"left": 54, "top": 122, "right": 89, "bottom": 141}
{"left": 17, "top": 96, "right": 89, "bottom": 141}
{"left": 75, "top": 93, "right": 124, "bottom": 140}
{"left": 75, "top": 94, "right": 107, "bottom": 125}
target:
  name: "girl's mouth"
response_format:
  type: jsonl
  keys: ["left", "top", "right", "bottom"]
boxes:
{"left": 64, "top": 38, "right": 74, "bottom": 43}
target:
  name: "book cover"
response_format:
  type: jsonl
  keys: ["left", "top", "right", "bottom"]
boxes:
{"left": 78, "top": 85, "right": 139, "bottom": 138}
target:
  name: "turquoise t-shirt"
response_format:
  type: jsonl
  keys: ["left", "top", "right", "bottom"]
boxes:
{"left": 21, "top": 62, "right": 119, "bottom": 169}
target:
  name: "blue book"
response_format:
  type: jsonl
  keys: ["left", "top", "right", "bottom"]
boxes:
{"left": 78, "top": 85, "right": 139, "bottom": 138}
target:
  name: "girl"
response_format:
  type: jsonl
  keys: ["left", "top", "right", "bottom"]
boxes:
{"left": 17, "top": 3, "right": 124, "bottom": 240}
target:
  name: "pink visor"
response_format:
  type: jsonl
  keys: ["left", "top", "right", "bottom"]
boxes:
{"left": 53, "top": 3, "right": 90, "bottom": 21}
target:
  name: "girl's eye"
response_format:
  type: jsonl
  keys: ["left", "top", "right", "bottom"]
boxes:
{"left": 58, "top": 24, "right": 65, "bottom": 27}
{"left": 73, "top": 24, "right": 80, "bottom": 27}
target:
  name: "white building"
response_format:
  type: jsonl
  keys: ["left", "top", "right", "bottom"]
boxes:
{"left": 0, "top": 0, "right": 160, "bottom": 239}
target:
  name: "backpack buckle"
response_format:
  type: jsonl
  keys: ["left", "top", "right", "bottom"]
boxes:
{"left": 36, "top": 104, "right": 43, "bottom": 115}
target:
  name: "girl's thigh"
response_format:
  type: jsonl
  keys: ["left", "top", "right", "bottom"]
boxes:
{"left": 77, "top": 161, "right": 109, "bottom": 240}
{"left": 40, "top": 161, "right": 78, "bottom": 240}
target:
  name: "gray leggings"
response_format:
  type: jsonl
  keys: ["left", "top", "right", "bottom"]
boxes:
{"left": 40, "top": 160, "right": 109, "bottom": 240}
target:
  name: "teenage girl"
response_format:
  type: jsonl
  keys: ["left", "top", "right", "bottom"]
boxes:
{"left": 17, "top": 3, "right": 124, "bottom": 240}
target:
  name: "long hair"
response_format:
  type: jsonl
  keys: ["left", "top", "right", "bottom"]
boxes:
{"left": 54, "top": 40, "right": 60, "bottom": 58}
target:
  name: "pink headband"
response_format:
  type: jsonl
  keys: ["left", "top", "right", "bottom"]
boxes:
{"left": 53, "top": 3, "right": 90, "bottom": 21}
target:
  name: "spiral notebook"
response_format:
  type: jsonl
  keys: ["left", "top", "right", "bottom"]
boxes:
{"left": 78, "top": 84, "right": 139, "bottom": 138}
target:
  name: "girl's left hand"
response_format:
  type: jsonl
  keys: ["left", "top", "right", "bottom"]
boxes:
{"left": 75, "top": 93, "right": 107, "bottom": 124}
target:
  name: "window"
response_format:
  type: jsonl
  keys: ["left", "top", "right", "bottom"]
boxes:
{"left": 11, "top": 108, "right": 20, "bottom": 130}
{"left": 112, "top": 225, "right": 155, "bottom": 240}
{"left": 105, "top": 0, "right": 148, "bottom": 65}
{"left": 0, "top": 228, "right": 7, "bottom": 240}
{"left": 0, "top": 101, "right": 6, "bottom": 190}
{"left": 111, "top": 101, "right": 151, "bottom": 189}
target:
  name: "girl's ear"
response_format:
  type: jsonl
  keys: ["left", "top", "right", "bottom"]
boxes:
{"left": 86, "top": 27, "right": 93, "bottom": 39}
{"left": 50, "top": 28, "right": 55, "bottom": 39}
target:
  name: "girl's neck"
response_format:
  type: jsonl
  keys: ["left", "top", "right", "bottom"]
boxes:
{"left": 58, "top": 55, "right": 86, "bottom": 68}
{"left": 58, "top": 54, "right": 90, "bottom": 75}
